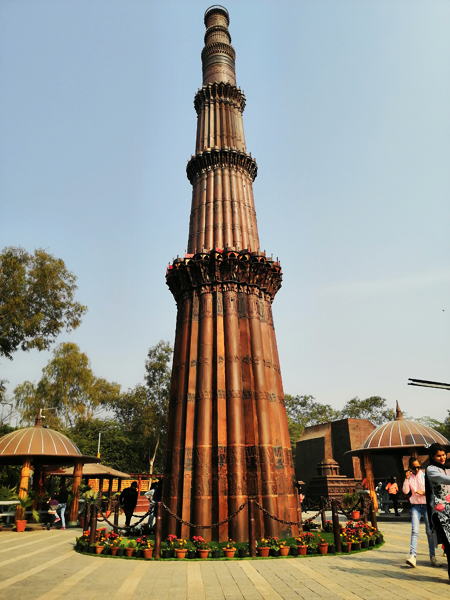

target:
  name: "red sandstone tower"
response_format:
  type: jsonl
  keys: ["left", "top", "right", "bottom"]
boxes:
{"left": 164, "top": 5, "right": 298, "bottom": 542}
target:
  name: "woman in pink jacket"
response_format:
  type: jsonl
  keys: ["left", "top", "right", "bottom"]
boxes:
{"left": 403, "top": 456, "right": 437, "bottom": 568}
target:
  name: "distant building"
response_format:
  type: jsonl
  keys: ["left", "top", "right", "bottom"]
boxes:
{"left": 295, "top": 418, "right": 397, "bottom": 492}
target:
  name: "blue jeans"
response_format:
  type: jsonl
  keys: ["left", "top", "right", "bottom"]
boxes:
{"left": 58, "top": 503, "right": 66, "bottom": 528}
{"left": 410, "top": 504, "right": 435, "bottom": 557}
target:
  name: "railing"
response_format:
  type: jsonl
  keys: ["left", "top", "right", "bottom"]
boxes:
{"left": 88, "top": 493, "right": 378, "bottom": 558}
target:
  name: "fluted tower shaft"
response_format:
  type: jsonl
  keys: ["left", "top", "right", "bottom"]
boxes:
{"left": 163, "top": 6, "right": 298, "bottom": 543}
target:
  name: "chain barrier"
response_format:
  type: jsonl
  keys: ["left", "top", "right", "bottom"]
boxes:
{"left": 94, "top": 502, "right": 153, "bottom": 533}
{"left": 335, "top": 496, "right": 372, "bottom": 520}
{"left": 161, "top": 500, "right": 248, "bottom": 529}
{"left": 253, "top": 497, "right": 332, "bottom": 527}
{"left": 90, "top": 494, "right": 371, "bottom": 534}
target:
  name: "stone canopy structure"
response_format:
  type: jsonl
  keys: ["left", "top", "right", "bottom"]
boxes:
{"left": 163, "top": 6, "right": 298, "bottom": 542}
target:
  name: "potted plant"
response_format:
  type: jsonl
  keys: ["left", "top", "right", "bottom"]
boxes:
{"left": 290, "top": 544, "right": 299, "bottom": 557}
{"left": 125, "top": 540, "right": 136, "bottom": 557}
{"left": 340, "top": 530, "right": 352, "bottom": 553}
{"left": 108, "top": 534, "right": 122, "bottom": 556}
{"left": 94, "top": 541, "right": 105, "bottom": 555}
{"left": 279, "top": 541, "right": 290, "bottom": 556}
{"left": 295, "top": 535, "right": 308, "bottom": 556}
{"left": 223, "top": 540, "right": 236, "bottom": 559}
{"left": 342, "top": 492, "right": 360, "bottom": 520}
{"left": 162, "top": 534, "right": 177, "bottom": 558}
{"left": 210, "top": 544, "right": 220, "bottom": 559}
{"left": 136, "top": 535, "right": 154, "bottom": 559}
{"left": 117, "top": 538, "right": 128, "bottom": 557}
{"left": 76, "top": 530, "right": 90, "bottom": 552}
{"left": 173, "top": 538, "right": 188, "bottom": 559}
{"left": 187, "top": 547, "right": 197, "bottom": 559}
{"left": 238, "top": 546, "right": 247, "bottom": 558}
{"left": 257, "top": 539, "right": 270, "bottom": 557}
{"left": 192, "top": 536, "right": 210, "bottom": 559}
{"left": 15, "top": 494, "right": 40, "bottom": 532}
{"left": 268, "top": 537, "right": 280, "bottom": 557}
{"left": 323, "top": 520, "right": 333, "bottom": 533}
{"left": 328, "top": 543, "right": 336, "bottom": 554}
{"left": 317, "top": 536, "right": 329, "bottom": 555}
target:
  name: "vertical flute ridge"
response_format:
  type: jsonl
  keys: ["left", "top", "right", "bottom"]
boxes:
{"left": 165, "top": 7, "right": 297, "bottom": 542}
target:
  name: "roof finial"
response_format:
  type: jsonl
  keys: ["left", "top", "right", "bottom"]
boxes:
{"left": 395, "top": 401, "right": 403, "bottom": 420}
{"left": 35, "top": 409, "right": 43, "bottom": 427}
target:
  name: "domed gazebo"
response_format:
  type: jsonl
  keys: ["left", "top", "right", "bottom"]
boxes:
{"left": 0, "top": 411, "right": 99, "bottom": 525}
{"left": 348, "top": 402, "right": 450, "bottom": 512}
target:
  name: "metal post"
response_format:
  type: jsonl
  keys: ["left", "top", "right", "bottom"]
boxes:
{"left": 296, "top": 486, "right": 303, "bottom": 534}
{"left": 331, "top": 499, "right": 342, "bottom": 553}
{"left": 113, "top": 500, "right": 119, "bottom": 534}
{"left": 154, "top": 502, "right": 162, "bottom": 559}
{"left": 321, "top": 497, "right": 326, "bottom": 529}
{"left": 89, "top": 504, "right": 97, "bottom": 548}
{"left": 370, "top": 497, "right": 378, "bottom": 531}
{"left": 361, "top": 494, "right": 368, "bottom": 523}
{"left": 248, "top": 499, "right": 256, "bottom": 558}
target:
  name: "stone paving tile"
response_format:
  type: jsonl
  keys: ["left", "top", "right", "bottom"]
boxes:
{"left": 2, "top": 522, "right": 450, "bottom": 599}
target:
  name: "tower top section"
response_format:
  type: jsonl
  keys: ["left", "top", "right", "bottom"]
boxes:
{"left": 202, "top": 5, "right": 236, "bottom": 86}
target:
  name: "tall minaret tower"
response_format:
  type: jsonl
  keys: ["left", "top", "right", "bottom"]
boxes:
{"left": 164, "top": 5, "right": 298, "bottom": 542}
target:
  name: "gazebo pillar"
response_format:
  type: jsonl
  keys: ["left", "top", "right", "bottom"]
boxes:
{"left": 108, "top": 477, "right": 113, "bottom": 510}
{"left": 16, "top": 457, "right": 32, "bottom": 520}
{"left": 360, "top": 451, "right": 378, "bottom": 513}
{"left": 32, "top": 463, "right": 42, "bottom": 510}
{"left": 68, "top": 459, "right": 83, "bottom": 527}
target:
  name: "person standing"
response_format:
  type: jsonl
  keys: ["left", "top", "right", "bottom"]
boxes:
{"left": 119, "top": 481, "right": 138, "bottom": 528}
{"left": 403, "top": 457, "right": 437, "bottom": 567}
{"left": 426, "top": 443, "right": 450, "bottom": 581}
{"left": 57, "top": 483, "right": 68, "bottom": 530}
{"left": 386, "top": 477, "right": 400, "bottom": 516}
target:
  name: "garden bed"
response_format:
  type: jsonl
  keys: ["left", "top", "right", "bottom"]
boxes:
{"left": 75, "top": 528, "right": 384, "bottom": 560}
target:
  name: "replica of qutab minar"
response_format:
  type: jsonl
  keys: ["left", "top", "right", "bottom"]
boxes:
{"left": 163, "top": 5, "right": 298, "bottom": 543}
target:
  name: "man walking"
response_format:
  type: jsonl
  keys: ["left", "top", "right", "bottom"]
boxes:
{"left": 119, "top": 481, "right": 138, "bottom": 529}
{"left": 403, "top": 457, "right": 437, "bottom": 567}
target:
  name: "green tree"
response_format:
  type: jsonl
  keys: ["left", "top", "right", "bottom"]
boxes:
{"left": 144, "top": 341, "right": 172, "bottom": 473}
{"left": 285, "top": 394, "right": 340, "bottom": 454}
{"left": 339, "top": 396, "right": 394, "bottom": 425}
{"left": 14, "top": 342, "right": 121, "bottom": 428}
{"left": 69, "top": 418, "right": 143, "bottom": 472}
{"left": 417, "top": 413, "right": 450, "bottom": 441}
{"left": 0, "top": 247, "right": 87, "bottom": 359}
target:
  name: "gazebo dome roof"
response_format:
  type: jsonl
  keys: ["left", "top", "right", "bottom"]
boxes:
{"left": 361, "top": 402, "right": 449, "bottom": 451}
{"left": 0, "top": 411, "right": 99, "bottom": 465}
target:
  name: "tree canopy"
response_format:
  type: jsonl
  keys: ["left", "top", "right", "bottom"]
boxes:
{"left": 12, "top": 339, "right": 173, "bottom": 474}
{"left": 14, "top": 342, "right": 121, "bottom": 428}
{"left": 0, "top": 247, "right": 86, "bottom": 359}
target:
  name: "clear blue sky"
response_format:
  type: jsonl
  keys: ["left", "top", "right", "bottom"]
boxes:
{"left": 1, "top": 0, "right": 449, "bottom": 424}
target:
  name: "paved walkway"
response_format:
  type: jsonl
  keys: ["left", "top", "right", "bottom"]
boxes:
{"left": 0, "top": 521, "right": 449, "bottom": 599}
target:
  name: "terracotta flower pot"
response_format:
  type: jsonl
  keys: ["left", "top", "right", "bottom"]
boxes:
{"left": 110, "top": 547, "right": 119, "bottom": 556}
{"left": 279, "top": 547, "right": 290, "bottom": 556}
{"left": 175, "top": 549, "right": 187, "bottom": 559}
{"left": 197, "top": 549, "right": 210, "bottom": 559}
{"left": 143, "top": 549, "right": 154, "bottom": 559}
{"left": 257, "top": 547, "right": 270, "bottom": 557}
{"left": 318, "top": 543, "right": 328, "bottom": 555}
{"left": 95, "top": 546, "right": 103, "bottom": 554}
{"left": 125, "top": 548, "right": 134, "bottom": 557}
{"left": 15, "top": 520, "right": 27, "bottom": 533}
{"left": 105, "top": 511, "right": 111, "bottom": 519}
{"left": 223, "top": 549, "right": 235, "bottom": 558}
{"left": 79, "top": 517, "right": 85, "bottom": 529}
{"left": 297, "top": 545, "right": 308, "bottom": 556}
{"left": 351, "top": 511, "right": 360, "bottom": 520}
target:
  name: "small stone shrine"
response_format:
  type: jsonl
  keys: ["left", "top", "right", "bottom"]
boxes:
{"left": 305, "top": 458, "right": 359, "bottom": 501}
